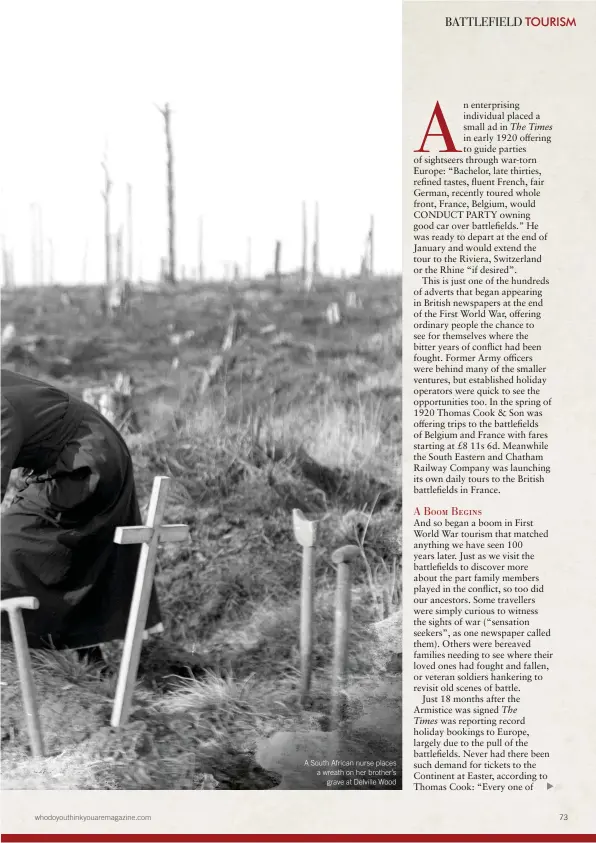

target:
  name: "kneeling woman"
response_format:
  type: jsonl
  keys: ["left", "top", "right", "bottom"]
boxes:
{"left": 1, "top": 369, "right": 162, "bottom": 663}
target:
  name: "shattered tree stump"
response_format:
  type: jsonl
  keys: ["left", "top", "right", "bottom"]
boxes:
{"left": 82, "top": 371, "right": 140, "bottom": 433}
{"left": 199, "top": 310, "right": 245, "bottom": 395}
{"left": 326, "top": 302, "right": 342, "bottom": 325}
{"left": 346, "top": 291, "right": 362, "bottom": 309}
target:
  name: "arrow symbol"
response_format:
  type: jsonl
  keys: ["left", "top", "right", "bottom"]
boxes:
{"left": 546, "top": 782, "right": 554, "bottom": 790}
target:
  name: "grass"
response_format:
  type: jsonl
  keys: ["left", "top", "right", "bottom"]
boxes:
{"left": 1, "top": 275, "right": 401, "bottom": 789}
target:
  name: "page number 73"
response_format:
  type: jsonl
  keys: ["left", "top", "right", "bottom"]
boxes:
{"left": 560, "top": 814, "right": 568, "bottom": 821}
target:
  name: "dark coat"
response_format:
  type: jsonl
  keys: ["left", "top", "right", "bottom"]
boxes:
{"left": 1, "top": 369, "right": 161, "bottom": 649}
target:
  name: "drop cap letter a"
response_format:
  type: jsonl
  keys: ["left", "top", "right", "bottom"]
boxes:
{"left": 415, "top": 101, "right": 462, "bottom": 153}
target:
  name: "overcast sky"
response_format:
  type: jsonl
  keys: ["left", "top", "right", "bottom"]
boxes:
{"left": 0, "top": 0, "right": 402, "bottom": 285}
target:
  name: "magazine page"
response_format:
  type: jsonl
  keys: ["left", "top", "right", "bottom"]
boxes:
{"left": 402, "top": 0, "right": 596, "bottom": 836}
{"left": 1, "top": 0, "right": 404, "bottom": 838}
{"left": 1, "top": 0, "right": 595, "bottom": 841}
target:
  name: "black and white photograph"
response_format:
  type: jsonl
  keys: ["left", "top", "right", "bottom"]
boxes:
{"left": 1, "top": 0, "right": 402, "bottom": 792}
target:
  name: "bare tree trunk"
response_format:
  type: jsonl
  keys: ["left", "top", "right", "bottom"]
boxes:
{"left": 116, "top": 227, "right": 123, "bottom": 285}
{"left": 138, "top": 237, "right": 143, "bottom": 282}
{"left": 101, "top": 153, "right": 112, "bottom": 317}
{"left": 302, "top": 201, "right": 307, "bottom": 283}
{"left": 360, "top": 218, "right": 373, "bottom": 282}
{"left": 198, "top": 216, "right": 204, "bottom": 282}
{"left": 0, "top": 235, "right": 6, "bottom": 288}
{"left": 159, "top": 103, "right": 176, "bottom": 285}
{"left": 101, "top": 158, "right": 112, "bottom": 285}
{"left": 1, "top": 236, "right": 14, "bottom": 289}
{"left": 49, "top": 238, "right": 54, "bottom": 285}
{"left": 8, "top": 250, "right": 15, "bottom": 288}
{"left": 38, "top": 206, "right": 44, "bottom": 285}
{"left": 313, "top": 201, "right": 319, "bottom": 282}
{"left": 274, "top": 240, "right": 282, "bottom": 289}
{"left": 360, "top": 255, "right": 367, "bottom": 282}
{"left": 127, "top": 184, "right": 133, "bottom": 283}
{"left": 369, "top": 214, "right": 374, "bottom": 277}
{"left": 30, "top": 204, "right": 38, "bottom": 285}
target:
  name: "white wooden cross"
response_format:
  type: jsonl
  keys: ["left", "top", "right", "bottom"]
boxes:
{"left": 111, "top": 475, "right": 189, "bottom": 727}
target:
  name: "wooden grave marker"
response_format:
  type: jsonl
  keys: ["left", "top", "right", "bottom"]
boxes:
{"left": 0, "top": 596, "right": 44, "bottom": 756}
{"left": 292, "top": 509, "right": 319, "bottom": 706}
{"left": 330, "top": 545, "right": 360, "bottom": 731}
{"left": 111, "top": 475, "right": 189, "bottom": 727}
